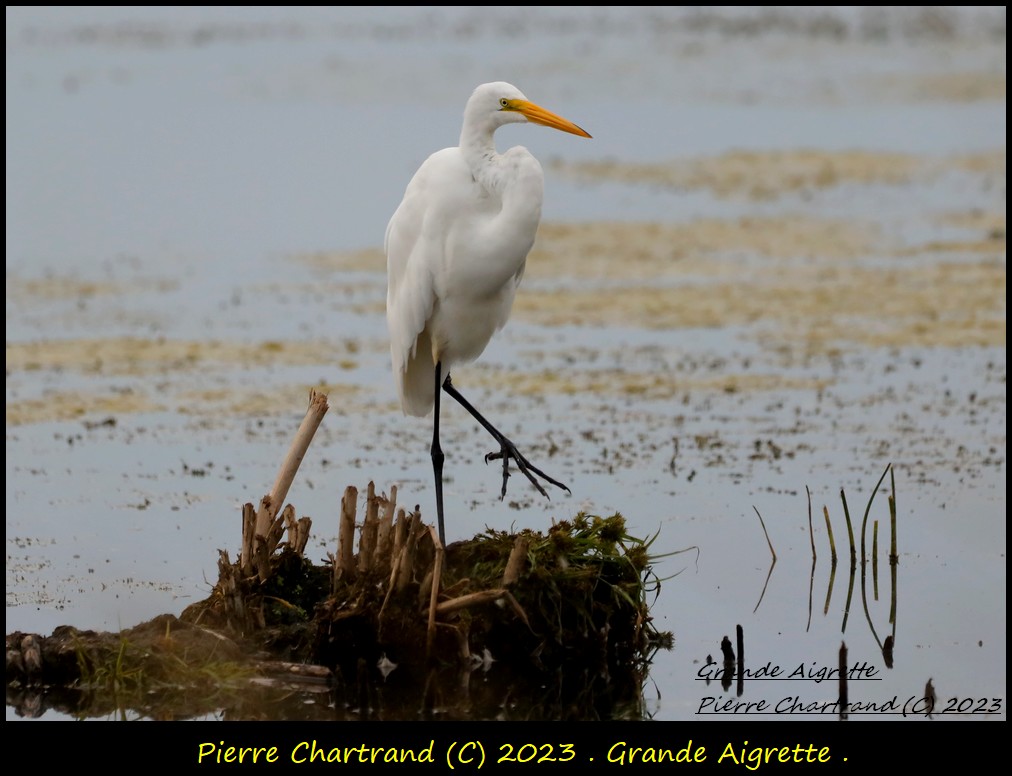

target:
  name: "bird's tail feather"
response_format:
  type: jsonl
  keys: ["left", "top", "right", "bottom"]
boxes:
{"left": 396, "top": 331, "right": 436, "bottom": 417}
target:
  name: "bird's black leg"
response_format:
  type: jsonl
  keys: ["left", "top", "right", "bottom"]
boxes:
{"left": 441, "top": 372, "right": 569, "bottom": 501}
{"left": 431, "top": 361, "right": 446, "bottom": 546}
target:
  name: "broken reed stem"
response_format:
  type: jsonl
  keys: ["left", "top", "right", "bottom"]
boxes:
{"left": 374, "top": 485, "right": 397, "bottom": 574}
{"left": 336, "top": 486, "right": 358, "bottom": 584}
{"left": 358, "top": 482, "right": 380, "bottom": 576}
{"left": 436, "top": 589, "right": 511, "bottom": 617}
{"left": 426, "top": 525, "right": 444, "bottom": 660}
{"left": 377, "top": 508, "right": 412, "bottom": 627}
{"left": 240, "top": 502, "right": 256, "bottom": 576}
{"left": 276, "top": 505, "right": 295, "bottom": 554}
{"left": 267, "top": 389, "right": 329, "bottom": 523}
{"left": 395, "top": 511, "right": 421, "bottom": 594}
{"left": 283, "top": 506, "right": 298, "bottom": 549}
{"left": 293, "top": 517, "right": 312, "bottom": 556}
{"left": 392, "top": 508, "right": 408, "bottom": 566}
{"left": 253, "top": 495, "right": 274, "bottom": 583}
{"left": 502, "top": 535, "right": 530, "bottom": 587}
{"left": 218, "top": 549, "right": 248, "bottom": 630}
{"left": 274, "top": 504, "right": 312, "bottom": 557}
{"left": 254, "top": 390, "right": 329, "bottom": 542}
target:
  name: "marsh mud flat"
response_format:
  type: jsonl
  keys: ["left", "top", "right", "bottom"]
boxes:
{"left": 6, "top": 392, "right": 672, "bottom": 721}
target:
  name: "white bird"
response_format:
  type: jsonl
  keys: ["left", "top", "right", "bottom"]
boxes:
{"left": 385, "top": 81, "right": 591, "bottom": 545}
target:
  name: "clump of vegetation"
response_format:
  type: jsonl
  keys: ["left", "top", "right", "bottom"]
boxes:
{"left": 309, "top": 507, "right": 674, "bottom": 720}
{"left": 7, "top": 614, "right": 257, "bottom": 720}
{"left": 450, "top": 513, "right": 672, "bottom": 671}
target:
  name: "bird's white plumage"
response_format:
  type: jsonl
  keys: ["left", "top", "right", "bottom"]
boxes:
{"left": 385, "top": 82, "right": 589, "bottom": 417}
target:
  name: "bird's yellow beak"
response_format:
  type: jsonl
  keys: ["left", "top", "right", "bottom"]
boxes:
{"left": 509, "top": 99, "right": 592, "bottom": 138}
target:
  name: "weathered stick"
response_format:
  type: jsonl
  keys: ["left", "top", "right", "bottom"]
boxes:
{"left": 255, "top": 389, "right": 329, "bottom": 541}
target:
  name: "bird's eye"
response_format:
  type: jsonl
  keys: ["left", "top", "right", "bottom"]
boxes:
{"left": 499, "top": 98, "right": 509, "bottom": 108}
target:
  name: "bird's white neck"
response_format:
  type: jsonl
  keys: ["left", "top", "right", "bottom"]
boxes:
{"left": 459, "top": 112, "right": 543, "bottom": 234}
{"left": 460, "top": 123, "right": 500, "bottom": 185}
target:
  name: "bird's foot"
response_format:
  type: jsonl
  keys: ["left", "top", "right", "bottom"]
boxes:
{"left": 484, "top": 439, "right": 570, "bottom": 501}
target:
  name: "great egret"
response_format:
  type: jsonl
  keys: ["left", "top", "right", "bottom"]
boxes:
{"left": 385, "top": 81, "right": 591, "bottom": 545}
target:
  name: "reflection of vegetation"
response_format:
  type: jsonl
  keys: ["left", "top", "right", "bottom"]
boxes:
{"left": 812, "top": 465, "right": 900, "bottom": 676}
{"left": 8, "top": 615, "right": 258, "bottom": 721}
{"left": 729, "top": 466, "right": 905, "bottom": 719}
{"left": 316, "top": 511, "right": 677, "bottom": 721}
{"left": 858, "top": 465, "right": 898, "bottom": 668}
{"left": 786, "top": 464, "right": 897, "bottom": 648}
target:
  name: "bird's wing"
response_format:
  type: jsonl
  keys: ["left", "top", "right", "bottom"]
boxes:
{"left": 385, "top": 151, "right": 457, "bottom": 415}
{"left": 387, "top": 238, "right": 435, "bottom": 369}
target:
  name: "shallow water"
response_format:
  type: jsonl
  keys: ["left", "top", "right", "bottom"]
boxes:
{"left": 5, "top": 6, "right": 1006, "bottom": 722}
